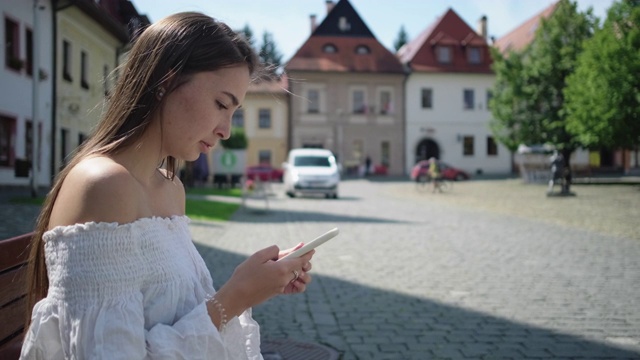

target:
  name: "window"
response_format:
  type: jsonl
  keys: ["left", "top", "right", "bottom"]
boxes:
{"left": 258, "top": 150, "right": 271, "bottom": 165}
{"left": 25, "top": 28, "right": 33, "bottom": 76}
{"left": 258, "top": 108, "right": 271, "bottom": 129}
{"left": 63, "top": 40, "right": 72, "bottom": 82}
{"left": 352, "top": 89, "right": 366, "bottom": 114}
{"left": 486, "top": 90, "right": 493, "bottom": 111}
{"left": 487, "top": 136, "right": 498, "bottom": 156}
{"left": 352, "top": 139, "right": 363, "bottom": 162}
{"left": 355, "top": 45, "right": 370, "bottom": 54}
{"left": 436, "top": 46, "right": 451, "bottom": 64}
{"left": 0, "top": 116, "right": 15, "bottom": 166}
{"left": 232, "top": 108, "right": 244, "bottom": 128}
{"left": 463, "top": 89, "right": 474, "bottom": 110}
{"left": 5, "top": 17, "right": 21, "bottom": 71}
{"left": 381, "top": 141, "right": 390, "bottom": 167}
{"left": 467, "top": 47, "right": 481, "bottom": 64}
{"left": 421, "top": 88, "right": 433, "bottom": 109}
{"left": 103, "top": 65, "right": 109, "bottom": 95}
{"left": 379, "top": 90, "right": 392, "bottom": 114}
{"left": 463, "top": 136, "right": 474, "bottom": 156}
{"left": 25, "top": 121, "right": 33, "bottom": 163}
{"left": 81, "top": 51, "right": 89, "bottom": 89}
{"left": 78, "top": 133, "right": 87, "bottom": 146}
{"left": 323, "top": 44, "right": 337, "bottom": 53}
{"left": 308, "top": 89, "right": 319, "bottom": 113}
{"left": 60, "top": 128, "right": 69, "bottom": 165}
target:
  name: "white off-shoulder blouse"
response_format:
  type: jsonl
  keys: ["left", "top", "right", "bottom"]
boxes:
{"left": 20, "top": 216, "right": 263, "bottom": 360}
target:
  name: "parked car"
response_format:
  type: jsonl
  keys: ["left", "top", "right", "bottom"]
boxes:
{"left": 410, "top": 160, "right": 470, "bottom": 181}
{"left": 283, "top": 148, "right": 340, "bottom": 198}
{"left": 245, "top": 164, "right": 284, "bottom": 182}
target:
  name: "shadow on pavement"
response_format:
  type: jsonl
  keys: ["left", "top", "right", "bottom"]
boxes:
{"left": 233, "top": 207, "right": 411, "bottom": 225}
{"left": 195, "top": 243, "right": 640, "bottom": 360}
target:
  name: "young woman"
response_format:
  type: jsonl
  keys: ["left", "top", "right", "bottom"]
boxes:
{"left": 21, "top": 12, "right": 313, "bottom": 359}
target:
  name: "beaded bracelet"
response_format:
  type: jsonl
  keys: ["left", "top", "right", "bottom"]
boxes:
{"left": 210, "top": 296, "right": 228, "bottom": 332}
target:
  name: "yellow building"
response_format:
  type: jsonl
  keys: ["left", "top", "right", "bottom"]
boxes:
{"left": 54, "top": 0, "right": 146, "bottom": 172}
{"left": 241, "top": 75, "right": 290, "bottom": 168}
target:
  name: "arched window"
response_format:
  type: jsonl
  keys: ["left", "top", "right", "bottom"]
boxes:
{"left": 323, "top": 44, "right": 337, "bottom": 53}
{"left": 355, "top": 45, "right": 370, "bottom": 54}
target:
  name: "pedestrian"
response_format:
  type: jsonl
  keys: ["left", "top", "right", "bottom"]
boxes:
{"left": 547, "top": 151, "right": 565, "bottom": 194}
{"left": 21, "top": 12, "right": 313, "bottom": 359}
{"left": 365, "top": 155, "right": 372, "bottom": 176}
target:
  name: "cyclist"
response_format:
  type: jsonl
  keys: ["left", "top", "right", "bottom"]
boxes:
{"left": 428, "top": 157, "right": 442, "bottom": 193}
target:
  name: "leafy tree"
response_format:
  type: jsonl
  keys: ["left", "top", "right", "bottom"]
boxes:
{"left": 221, "top": 127, "right": 248, "bottom": 149}
{"left": 564, "top": 0, "right": 640, "bottom": 167}
{"left": 394, "top": 26, "right": 409, "bottom": 51}
{"left": 489, "top": 0, "right": 596, "bottom": 193}
{"left": 259, "top": 31, "right": 283, "bottom": 74}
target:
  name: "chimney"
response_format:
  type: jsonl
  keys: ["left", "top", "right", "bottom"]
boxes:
{"left": 477, "top": 15, "right": 487, "bottom": 39}
{"left": 326, "top": 0, "right": 335, "bottom": 14}
{"left": 310, "top": 14, "right": 318, "bottom": 33}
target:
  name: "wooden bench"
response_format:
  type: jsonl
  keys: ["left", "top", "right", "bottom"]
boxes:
{"left": 0, "top": 232, "right": 33, "bottom": 360}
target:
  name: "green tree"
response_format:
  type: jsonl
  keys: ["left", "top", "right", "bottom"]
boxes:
{"left": 564, "top": 0, "right": 640, "bottom": 167}
{"left": 237, "top": 24, "right": 256, "bottom": 49}
{"left": 489, "top": 0, "right": 596, "bottom": 193}
{"left": 393, "top": 25, "right": 409, "bottom": 51}
{"left": 221, "top": 127, "right": 248, "bottom": 149}
{"left": 259, "top": 31, "right": 283, "bottom": 74}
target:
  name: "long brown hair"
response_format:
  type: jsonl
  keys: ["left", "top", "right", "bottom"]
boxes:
{"left": 25, "top": 12, "right": 259, "bottom": 323}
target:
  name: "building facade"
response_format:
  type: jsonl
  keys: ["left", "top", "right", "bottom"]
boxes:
{"left": 0, "top": 0, "right": 54, "bottom": 186}
{"left": 398, "top": 9, "right": 511, "bottom": 176}
{"left": 286, "top": 0, "right": 406, "bottom": 176}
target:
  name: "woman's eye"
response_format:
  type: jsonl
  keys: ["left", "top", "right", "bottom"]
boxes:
{"left": 216, "top": 101, "right": 228, "bottom": 110}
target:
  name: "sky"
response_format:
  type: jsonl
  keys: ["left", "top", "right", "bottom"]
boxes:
{"left": 129, "top": 0, "right": 615, "bottom": 61}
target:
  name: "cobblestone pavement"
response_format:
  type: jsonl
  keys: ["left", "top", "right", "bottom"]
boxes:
{"left": 191, "top": 179, "right": 640, "bottom": 359}
{"left": 2, "top": 179, "right": 639, "bottom": 359}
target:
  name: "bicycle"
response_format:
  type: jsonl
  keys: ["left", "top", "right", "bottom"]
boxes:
{"left": 415, "top": 174, "right": 451, "bottom": 193}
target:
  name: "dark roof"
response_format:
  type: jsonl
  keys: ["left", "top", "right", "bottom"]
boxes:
{"left": 397, "top": 8, "right": 493, "bottom": 74}
{"left": 285, "top": 0, "right": 403, "bottom": 73}
{"left": 312, "top": 0, "right": 374, "bottom": 37}
{"left": 493, "top": 2, "right": 558, "bottom": 54}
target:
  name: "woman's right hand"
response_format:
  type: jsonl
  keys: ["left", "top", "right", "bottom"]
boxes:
{"left": 210, "top": 245, "right": 314, "bottom": 322}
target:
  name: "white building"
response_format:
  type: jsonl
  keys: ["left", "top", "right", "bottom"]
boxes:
{"left": 0, "top": 0, "right": 54, "bottom": 186}
{"left": 398, "top": 9, "right": 511, "bottom": 176}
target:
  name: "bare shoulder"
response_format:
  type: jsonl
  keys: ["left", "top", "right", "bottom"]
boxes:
{"left": 49, "top": 157, "right": 142, "bottom": 228}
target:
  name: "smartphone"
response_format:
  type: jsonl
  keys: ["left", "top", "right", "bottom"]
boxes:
{"left": 278, "top": 227, "right": 339, "bottom": 261}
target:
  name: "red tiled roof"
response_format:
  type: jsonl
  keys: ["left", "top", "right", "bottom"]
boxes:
{"left": 249, "top": 74, "right": 289, "bottom": 94}
{"left": 286, "top": 36, "right": 404, "bottom": 73}
{"left": 397, "top": 8, "right": 493, "bottom": 74}
{"left": 493, "top": 2, "right": 558, "bottom": 54}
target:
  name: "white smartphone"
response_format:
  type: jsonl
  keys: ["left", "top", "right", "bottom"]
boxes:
{"left": 278, "top": 227, "right": 339, "bottom": 261}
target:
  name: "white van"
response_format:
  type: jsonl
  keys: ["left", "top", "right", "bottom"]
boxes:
{"left": 282, "top": 148, "right": 340, "bottom": 199}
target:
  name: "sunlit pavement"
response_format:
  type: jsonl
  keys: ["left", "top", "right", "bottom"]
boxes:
{"left": 192, "top": 178, "right": 640, "bottom": 359}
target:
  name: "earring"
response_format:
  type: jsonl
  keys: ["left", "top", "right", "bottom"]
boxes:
{"left": 156, "top": 87, "right": 166, "bottom": 100}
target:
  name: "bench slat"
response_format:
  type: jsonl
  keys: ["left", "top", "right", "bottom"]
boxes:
{"left": 0, "top": 333, "right": 24, "bottom": 360}
{"left": 0, "top": 233, "right": 33, "bottom": 274}
{"left": 0, "top": 266, "right": 27, "bottom": 308}
{"left": 0, "top": 297, "right": 26, "bottom": 344}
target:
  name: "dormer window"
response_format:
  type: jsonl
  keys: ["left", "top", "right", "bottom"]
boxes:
{"left": 338, "top": 16, "right": 351, "bottom": 32}
{"left": 355, "top": 45, "right": 370, "bottom": 55}
{"left": 323, "top": 43, "right": 337, "bottom": 53}
{"left": 467, "top": 46, "right": 482, "bottom": 64}
{"left": 436, "top": 46, "right": 452, "bottom": 64}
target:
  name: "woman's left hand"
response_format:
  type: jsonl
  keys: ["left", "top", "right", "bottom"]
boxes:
{"left": 279, "top": 243, "right": 314, "bottom": 294}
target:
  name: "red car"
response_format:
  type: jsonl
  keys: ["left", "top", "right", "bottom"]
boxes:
{"left": 410, "top": 160, "right": 470, "bottom": 181}
{"left": 245, "top": 165, "right": 284, "bottom": 182}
